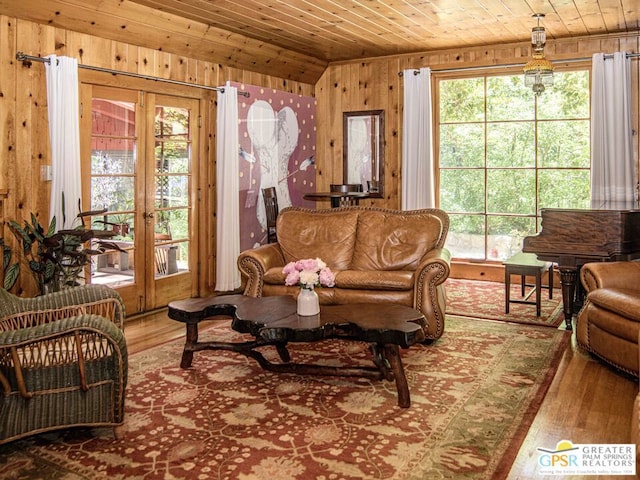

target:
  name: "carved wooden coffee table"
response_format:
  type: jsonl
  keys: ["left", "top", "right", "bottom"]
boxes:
{"left": 167, "top": 294, "right": 427, "bottom": 407}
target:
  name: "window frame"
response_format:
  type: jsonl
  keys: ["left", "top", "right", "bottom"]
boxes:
{"left": 433, "top": 63, "right": 592, "bottom": 262}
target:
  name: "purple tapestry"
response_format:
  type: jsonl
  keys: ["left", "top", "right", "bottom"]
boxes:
{"left": 235, "top": 83, "right": 317, "bottom": 252}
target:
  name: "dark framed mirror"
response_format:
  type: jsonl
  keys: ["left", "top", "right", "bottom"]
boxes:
{"left": 343, "top": 109, "right": 384, "bottom": 198}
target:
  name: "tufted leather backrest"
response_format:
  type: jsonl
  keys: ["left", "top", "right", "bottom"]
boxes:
{"left": 351, "top": 209, "right": 444, "bottom": 271}
{"left": 276, "top": 207, "right": 449, "bottom": 271}
{"left": 277, "top": 208, "right": 359, "bottom": 269}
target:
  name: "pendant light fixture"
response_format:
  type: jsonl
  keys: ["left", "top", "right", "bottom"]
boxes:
{"left": 523, "top": 13, "right": 554, "bottom": 96}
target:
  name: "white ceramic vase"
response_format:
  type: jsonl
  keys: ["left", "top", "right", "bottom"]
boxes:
{"left": 297, "top": 287, "right": 320, "bottom": 316}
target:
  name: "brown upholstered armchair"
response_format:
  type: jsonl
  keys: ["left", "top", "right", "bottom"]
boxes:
{"left": 576, "top": 261, "right": 640, "bottom": 377}
{"left": 0, "top": 285, "right": 128, "bottom": 444}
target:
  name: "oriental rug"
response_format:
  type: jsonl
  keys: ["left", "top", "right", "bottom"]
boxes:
{"left": 0, "top": 315, "right": 570, "bottom": 480}
{"left": 446, "top": 278, "right": 564, "bottom": 328}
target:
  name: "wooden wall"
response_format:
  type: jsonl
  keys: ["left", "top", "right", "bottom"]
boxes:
{"left": 0, "top": 15, "right": 314, "bottom": 294}
{"left": 315, "top": 32, "right": 640, "bottom": 215}
{"left": 2, "top": 13, "right": 639, "bottom": 290}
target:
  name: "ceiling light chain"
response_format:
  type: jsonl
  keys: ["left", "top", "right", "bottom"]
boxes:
{"left": 523, "top": 13, "right": 554, "bottom": 96}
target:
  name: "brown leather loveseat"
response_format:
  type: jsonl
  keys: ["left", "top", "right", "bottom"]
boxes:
{"left": 576, "top": 261, "right": 640, "bottom": 377}
{"left": 237, "top": 206, "right": 451, "bottom": 340}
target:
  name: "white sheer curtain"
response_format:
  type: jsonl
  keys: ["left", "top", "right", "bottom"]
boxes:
{"left": 45, "top": 55, "right": 82, "bottom": 228}
{"left": 215, "top": 82, "right": 241, "bottom": 291}
{"left": 401, "top": 67, "right": 434, "bottom": 210}
{"left": 591, "top": 52, "right": 637, "bottom": 205}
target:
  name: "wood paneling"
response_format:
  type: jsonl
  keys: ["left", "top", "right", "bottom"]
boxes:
{"left": 0, "top": 15, "right": 314, "bottom": 295}
{"left": 316, "top": 33, "right": 640, "bottom": 210}
{"left": 2, "top": 1, "right": 639, "bottom": 84}
{"left": 0, "top": 0, "right": 327, "bottom": 84}
{"left": 3, "top": 12, "right": 640, "bottom": 287}
{"left": 127, "top": 0, "right": 640, "bottom": 65}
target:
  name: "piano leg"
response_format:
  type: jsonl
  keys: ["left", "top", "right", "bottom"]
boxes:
{"left": 558, "top": 267, "right": 578, "bottom": 330}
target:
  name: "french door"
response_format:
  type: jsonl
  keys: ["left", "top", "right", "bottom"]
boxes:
{"left": 80, "top": 85, "right": 200, "bottom": 315}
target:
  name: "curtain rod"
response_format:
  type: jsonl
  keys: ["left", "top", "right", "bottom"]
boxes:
{"left": 15, "top": 52, "right": 250, "bottom": 97}
{"left": 399, "top": 52, "right": 640, "bottom": 76}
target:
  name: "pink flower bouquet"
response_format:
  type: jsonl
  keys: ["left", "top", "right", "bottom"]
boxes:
{"left": 283, "top": 258, "right": 335, "bottom": 290}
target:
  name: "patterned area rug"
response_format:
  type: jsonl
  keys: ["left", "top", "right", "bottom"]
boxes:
{"left": 446, "top": 278, "right": 564, "bottom": 328}
{"left": 0, "top": 316, "right": 570, "bottom": 480}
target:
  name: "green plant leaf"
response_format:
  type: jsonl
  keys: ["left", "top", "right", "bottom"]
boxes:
{"left": 8, "top": 220, "right": 34, "bottom": 255}
{"left": 28, "top": 259, "right": 44, "bottom": 273}
{"left": 47, "top": 216, "right": 57, "bottom": 236}
{"left": 44, "top": 260, "right": 56, "bottom": 281}
{"left": 2, "top": 244, "right": 10, "bottom": 270}
{"left": 3, "top": 263, "right": 19, "bottom": 290}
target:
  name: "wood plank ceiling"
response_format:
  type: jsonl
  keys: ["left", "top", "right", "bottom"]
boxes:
{"left": 128, "top": 0, "right": 640, "bottom": 62}
{"left": 3, "top": 0, "right": 640, "bottom": 83}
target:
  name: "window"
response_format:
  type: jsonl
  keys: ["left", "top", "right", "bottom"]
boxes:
{"left": 437, "top": 70, "right": 590, "bottom": 261}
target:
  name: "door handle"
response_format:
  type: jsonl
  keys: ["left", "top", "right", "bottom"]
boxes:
{"left": 143, "top": 212, "right": 154, "bottom": 219}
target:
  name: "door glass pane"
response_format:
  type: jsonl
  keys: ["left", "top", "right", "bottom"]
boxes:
{"left": 90, "top": 98, "right": 136, "bottom": 286}
{"left": 154, "top": 105, "right": 190, "bottom": 278}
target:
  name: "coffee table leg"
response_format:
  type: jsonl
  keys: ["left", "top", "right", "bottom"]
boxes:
{"left": 370, "top": 344, "right": 393, "bottom": 380}
{"left": 382, "top": 344, "right": 411, "bottom": 408}
{"left": 181, "top": 323, "right": 198, "bottom": 369}
{"left": 275, "top": 343, "right": 291, "bottom": 362}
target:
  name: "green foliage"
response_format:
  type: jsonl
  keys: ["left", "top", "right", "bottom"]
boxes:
{"left": 5, "top": 207, "right": 124, "bottom": 294}
{"left": 1, "top": 238, "right": 20, "bottom": 291}
{"left": 487, "top": 75, "right": 534, "bottom": 121}
{"left": 440, "top": 78, "right": 484, "bottom": 122}
{"left": 90, "top": 151, "right": 135, "bottom": 212}
{"left": 440, "top": 124, "right": 484, "bottom": 167}
{"left": 438, "top": 69, "right": 591, "bottom": 260}
{"left": 487, "top": 122, "right": 535, "bottom": 167}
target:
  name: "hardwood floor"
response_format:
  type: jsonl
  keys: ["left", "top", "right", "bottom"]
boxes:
{"left": 124, "top": 310, "right": 638, "bottom": 479}
{"left": 508, "top": 327, "right": 638, "bottom": 479}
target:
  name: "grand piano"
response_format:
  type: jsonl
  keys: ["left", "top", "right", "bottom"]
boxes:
{"left": 523, "top": 201, "right": 640, "bottom": 329}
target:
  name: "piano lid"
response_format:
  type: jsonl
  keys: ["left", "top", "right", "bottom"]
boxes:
{"left": 523, "top": 201, "right": 640, "bottom": 262}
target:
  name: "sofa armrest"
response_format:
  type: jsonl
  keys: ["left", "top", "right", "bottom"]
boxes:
{"left": 416, "top": 248, "right": 452, "bottom": 285}
{"left": 237, "top": 243, "right": 286, "bottom": 297}
{"left": 414, "top": 247, "right": 452, "bottom": 340}
{"left": 581, "top": 261, "right": 640, "bottom": 293}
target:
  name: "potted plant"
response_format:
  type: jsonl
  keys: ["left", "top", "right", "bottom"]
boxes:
{"left": 94, "top": 213, "right": 133, "bottom": 238}
{"left": 4, "top": 205, "right": 125, "bottom": 294}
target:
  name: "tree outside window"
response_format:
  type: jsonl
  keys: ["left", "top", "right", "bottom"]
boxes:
{"left": 438, "top": 70, "right": 590, "bottom": 261}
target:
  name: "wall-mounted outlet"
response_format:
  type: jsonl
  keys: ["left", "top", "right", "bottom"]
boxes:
{"left": 40, "top": 165, "right": 52, "bottom": 181}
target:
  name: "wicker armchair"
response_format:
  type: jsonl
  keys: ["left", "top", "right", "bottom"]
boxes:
{"left": 0, "top": 285, "right": 128, "bottom": 444}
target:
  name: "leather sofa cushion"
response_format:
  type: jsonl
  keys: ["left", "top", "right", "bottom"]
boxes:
{"left": 352, "top": 210, "right": 442, "bottom": 271}
{"left": 335, "top": 270, "right": 414, "bottom": 290}
{"left": 276, "top": 210, "right": 359, "bottom": 269}
{"left": 588, "top": 289, "right": 640, "bottom": 323}
{"left": 264, "top": 268, "right": 413, "bottom": 291}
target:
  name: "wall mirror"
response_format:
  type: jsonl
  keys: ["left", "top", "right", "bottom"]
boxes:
{"left": 343, "top": 109, "right": 384, "bottom": 198}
